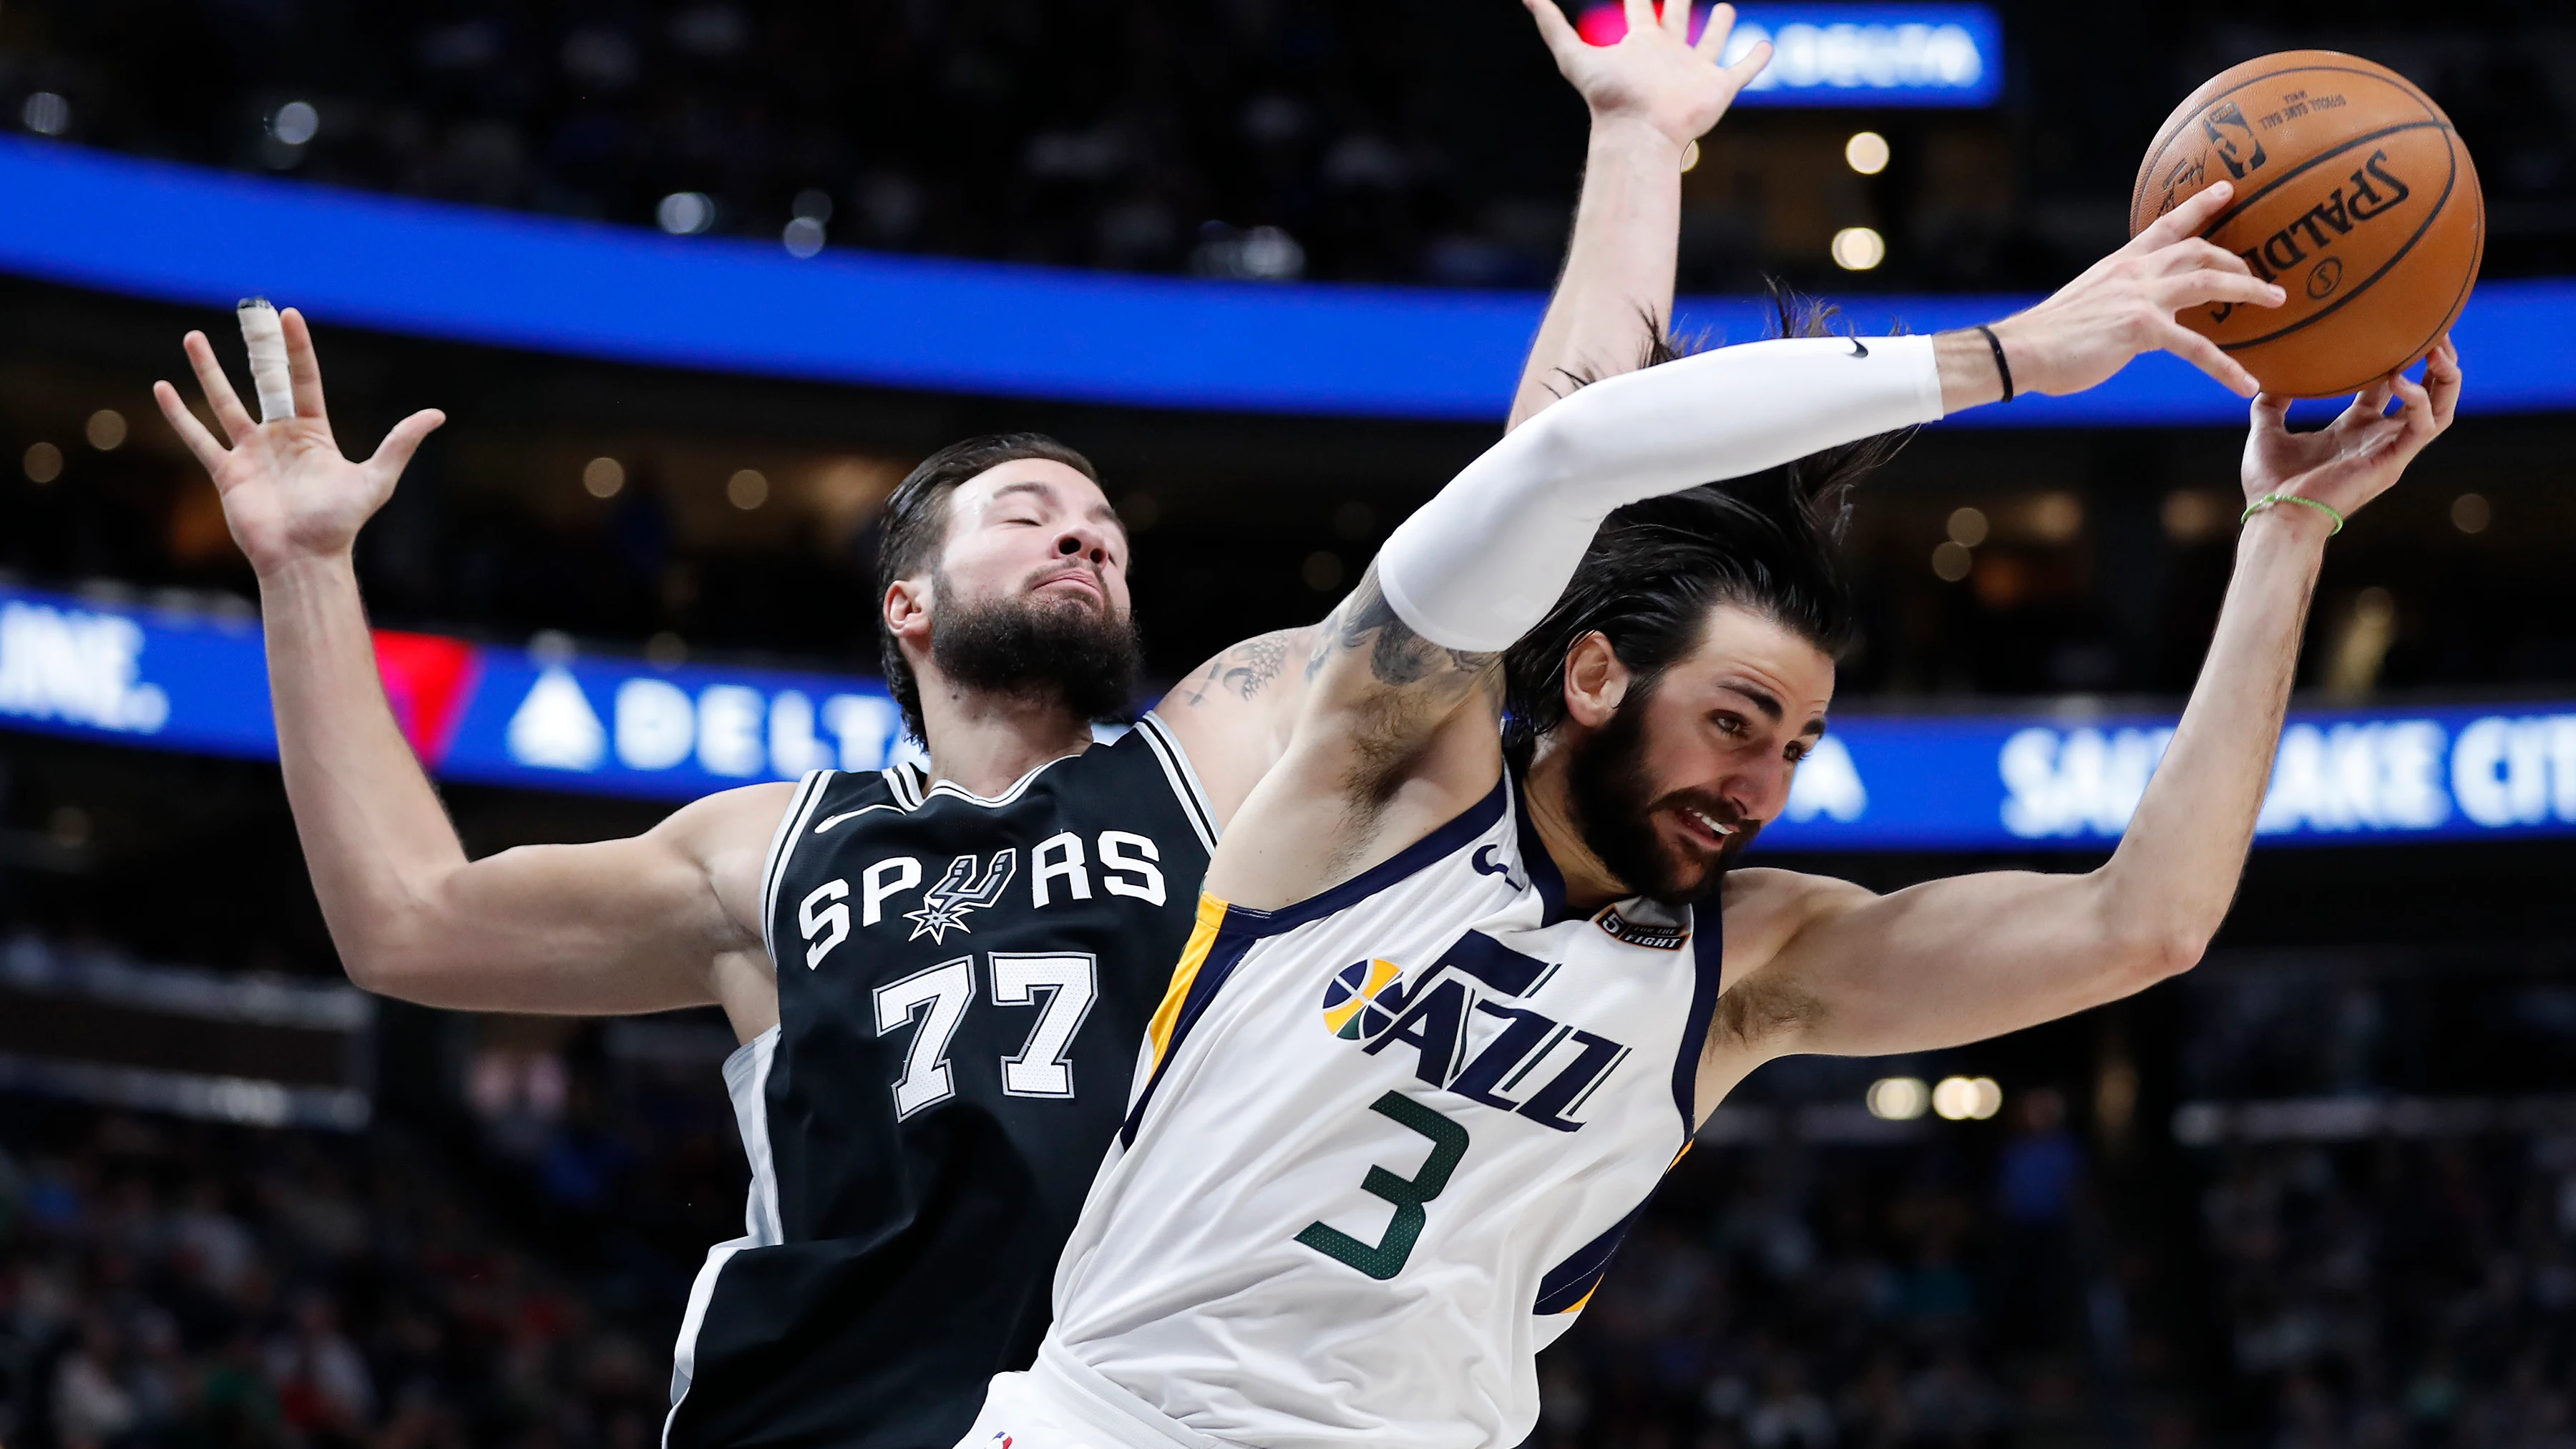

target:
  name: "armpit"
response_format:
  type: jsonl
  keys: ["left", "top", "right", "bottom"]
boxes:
{"left": 1709, "top": 972, "right": 1824, "bottom": 1052}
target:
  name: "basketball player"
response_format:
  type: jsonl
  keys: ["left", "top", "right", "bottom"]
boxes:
{"left": 146, "top": 6, "right": 1772, "bottom": 1446}
{"left": 957, "top": 182, "right": 2461, "bottom": 1448}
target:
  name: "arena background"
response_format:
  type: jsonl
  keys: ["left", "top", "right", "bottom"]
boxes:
{"left": 4, "top": 1, "right": 2576, "bottom": 1445}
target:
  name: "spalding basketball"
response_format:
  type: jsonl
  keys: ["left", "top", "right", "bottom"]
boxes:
{"left": 2130, "top": 51, "right": 2482, "bottom": 398}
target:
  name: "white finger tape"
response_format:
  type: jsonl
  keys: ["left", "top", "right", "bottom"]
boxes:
{"left": 236, "top": 298, "right": 297, "bottom": 423}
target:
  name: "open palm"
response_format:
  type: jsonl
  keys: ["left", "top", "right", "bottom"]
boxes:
{"left": 1523, "top": 0, "right": 1772, "bottom": 147}
{"left": 2242, "top": 338, "right": 2461, "bottom": 522}
{"left": 152, "top": 308, "right": 444, "bottom": 578}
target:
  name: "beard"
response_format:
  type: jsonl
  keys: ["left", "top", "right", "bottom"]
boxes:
{"left": 928, "top": 566, "right": 1145, "bottom": 726}
{"left": 1563, "top": 681, "right": 1762, "bottom": 907}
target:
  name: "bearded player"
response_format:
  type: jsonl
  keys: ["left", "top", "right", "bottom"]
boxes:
{"left": 148, "top": 5, "right": 1772, "bottom": 1445}
{"left": 957, "top": 177, "right": 2460, "bottom": 1448}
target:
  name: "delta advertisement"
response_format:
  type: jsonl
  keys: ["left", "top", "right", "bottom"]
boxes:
{"left": 6, "top": 581, "right": 2576, "bottom": 850}
{"left": 0, "top": 582, "right": 906, "bottom": 801}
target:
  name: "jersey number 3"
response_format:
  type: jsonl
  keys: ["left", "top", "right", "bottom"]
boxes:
{"left": 871, "top": 953, "right": 1099, "bottom": 1118}
{"left": 1295, "top": 1091, "right": 1470, "bottom": 1280}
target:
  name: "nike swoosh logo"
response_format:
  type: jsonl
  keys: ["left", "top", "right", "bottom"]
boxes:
{"left": 1848, "top": 337, "right": 1869, "bottom": 358}
{"left": 814, "top": 809, "right": 881, "bottom": 833}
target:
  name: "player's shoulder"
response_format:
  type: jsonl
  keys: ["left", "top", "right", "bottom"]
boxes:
{"left": 1067, "top": 715, "right": 1221, "bottom": 847}
{"left": 659, "top": 778, "right": 806, "bottom": 849}
{"left": 664, "top": 770, "right": 909, "bottom": 859}
{"left": 1717, "top": 864, "right": 1868, "bottom": 910}
{"left": 1716, "top": 867, "right": 1874, "bottom": 973}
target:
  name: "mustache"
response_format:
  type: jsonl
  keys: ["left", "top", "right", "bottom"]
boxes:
{"left": 1021, "top": 561, "right": 1113, "bottom": 607}
{"left": 1653, "top": 788, "right": 1754, "bottom": 834}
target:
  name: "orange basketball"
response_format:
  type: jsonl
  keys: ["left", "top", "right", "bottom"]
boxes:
{"left": 2129, "top": 51, "right": 2484, "bottom": 399}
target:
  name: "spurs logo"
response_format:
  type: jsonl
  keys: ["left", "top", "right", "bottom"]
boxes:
{"left": 903, "top": 851, "right": 1019, "bottom": 943}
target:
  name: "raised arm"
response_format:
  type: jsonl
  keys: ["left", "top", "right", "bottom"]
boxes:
{"left": 154, "top": 311, "right": 786, "bottom": 1040}
{"left": 1508, "top": 0, "right": 1770, "bottom": 430}
{"left": 1712, "top": 340, "right": 2462, "bottom": 1086}
{"left": 1207, "top": 182, "right": 2288, "bottom": 911}
{"left": 1156, "top": 5, "right": 1762, "bottom": 822}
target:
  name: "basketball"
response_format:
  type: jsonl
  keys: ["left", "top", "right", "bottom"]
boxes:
{"left": 2130, "top": 51, "right": 2484, "bottom": 397}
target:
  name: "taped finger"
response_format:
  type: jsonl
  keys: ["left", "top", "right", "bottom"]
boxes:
{"left": 238, "top": 298, "right": 298, "bottom": 424}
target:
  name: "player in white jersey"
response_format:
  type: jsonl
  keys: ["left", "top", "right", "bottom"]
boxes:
{"left": 955, "top": 140, "right": 2467, "bottom": 1445}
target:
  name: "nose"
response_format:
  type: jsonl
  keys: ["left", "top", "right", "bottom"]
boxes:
{"left": 1055, "top": 522, "right": 1112, "bottom": 568}
{"left": 1722, "top": 758, "right": 1792, "bottom": 824}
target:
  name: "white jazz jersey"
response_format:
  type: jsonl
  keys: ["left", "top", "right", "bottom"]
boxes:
{"left": 1042, "top": 773, "right": 1724, "bottom": 1449}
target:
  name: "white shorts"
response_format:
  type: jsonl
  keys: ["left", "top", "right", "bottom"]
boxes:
{"left": 956, "top": 1338, "right": 1221, "bottom": 1449}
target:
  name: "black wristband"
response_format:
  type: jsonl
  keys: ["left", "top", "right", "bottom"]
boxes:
{"left": 1975, "top": 323, "right": 2015, "bottom": 402}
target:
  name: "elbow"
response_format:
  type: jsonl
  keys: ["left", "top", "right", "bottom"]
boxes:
{"left": 330, "top": 909, "right": 449, "bottom": 1004}
{"left": 336, "top": 940, "right": 421, "bottom": 1001}
{"left": 2102, "top": 916, "right": 2212, "bottom": 992}
{"left": 2089, "top": 872, "right": 2218, "bottom": 992}
{"left": 2141, "top": 927, "right": 2212, "bottom": 986}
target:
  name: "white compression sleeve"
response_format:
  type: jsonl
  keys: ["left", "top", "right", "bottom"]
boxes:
{"left": 236, "top": 298, "right": 296, "bottom": 423}
{"left": 1374, "top": 333, "right": 1945, "bottom": 653}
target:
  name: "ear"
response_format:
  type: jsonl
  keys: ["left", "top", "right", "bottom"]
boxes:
{"left": 1561, "top": 631, "right": 1632, "bottom": 728}
{"left": 884, "top": 575, "right": 932, "bottom": 653}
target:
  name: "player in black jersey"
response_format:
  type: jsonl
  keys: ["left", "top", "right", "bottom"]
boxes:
{"left": 149, "top": 9, "right": 1771, "bottom": 1443}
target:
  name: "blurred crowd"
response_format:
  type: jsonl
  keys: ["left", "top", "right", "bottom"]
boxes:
{"left": 0, "top": 1061, "right": 743, "bottom": 1449}
{"left": 6, "top": 1, "right": 2575, "bottom": 291}
{"left": 1531, "top": 1090, "right": 2125, "bottom": 1449}
{"left": 6, "top": 957, "right": 2576, "bottom": 1446}
{"left": 2177, "top": 958, "right": 2576, "bottom": 1447}
{"left": 2199, "top": 1138, "right": 2576, "bottom": 1448}
{"left": 3, "top": 0, "right": 1556, "bottom": 288}
{"left": 0, "top": 1085, "right": 2100, "bottom": 1449}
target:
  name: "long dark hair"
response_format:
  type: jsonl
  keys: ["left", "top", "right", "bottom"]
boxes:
{"left": 1501, "top": 288, "right": 1912, "bottom": 764}
{"left": 874, "top": 432, "right": 1103, "bottom": 741}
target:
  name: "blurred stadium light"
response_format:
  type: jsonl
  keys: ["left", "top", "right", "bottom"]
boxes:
{"left": 1, "top": 137, "right": 2565, "bottom": 425}
{"left": 0, "top": 932, "right": 372, "bottom": 1128}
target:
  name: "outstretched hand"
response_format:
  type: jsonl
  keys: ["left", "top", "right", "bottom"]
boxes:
{"left": 1986, "top": 181, "right": 2287, "bottom": 399}
{"left": 1521, "top": 0, "right": 1771, "bottom": 150}
{"left": 152, "top": 308, "right": 444, "bottom": 579}
{"left": 2243, "top": 336, "right": 2460, "bottom": 524}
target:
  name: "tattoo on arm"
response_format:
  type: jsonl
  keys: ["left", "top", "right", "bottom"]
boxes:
{"left": 1304, "top": 570, "right": 1503, "bottom": 804}
{"left": 1181, "top": 631, "right": 1293, "bottom": 706}
{"left": 1325, "top": 575, "right": 1498, "bottom": 691}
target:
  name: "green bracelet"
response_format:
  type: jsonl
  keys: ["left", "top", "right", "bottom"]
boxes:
{"left": 2240, "top": 492, "right": 2345, "bottom": 535}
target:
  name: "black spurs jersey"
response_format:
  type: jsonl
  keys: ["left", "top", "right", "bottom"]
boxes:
{"left": 663, "top": 715, "right": 1217, "bottom": 1449}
